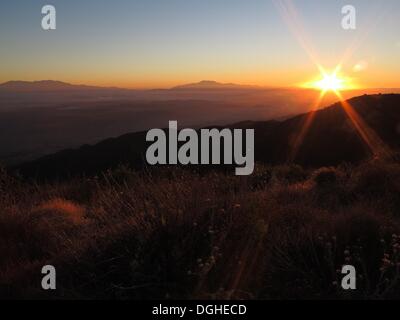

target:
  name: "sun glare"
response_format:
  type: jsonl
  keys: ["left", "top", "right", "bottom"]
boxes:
{"left": 314, "top": 73, "right": 345, "bottom": 92}
{"left": 303, "top": 66, "right": 355, "bottom": 94}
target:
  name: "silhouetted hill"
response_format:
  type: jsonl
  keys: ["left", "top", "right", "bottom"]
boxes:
{"left": 172, "top": 80, "right": 256, "bottom": 90}
{"left": 0, "top": 80, "right": 123, "bottom": 92}
{"left": 14, "top": 94, "right": 400, "bottom": 179}
{"left": 0, "top": 80, "right": 64, "bottom": 92}
{"left": 0, "top": 79, "right": 257, "bottom": 93}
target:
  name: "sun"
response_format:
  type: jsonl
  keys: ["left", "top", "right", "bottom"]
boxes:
{"left": 314, "top": 73, "right": 345, "bottom": 92}
{"left": 302, "top": 66, "right": 355, "bottom": 94}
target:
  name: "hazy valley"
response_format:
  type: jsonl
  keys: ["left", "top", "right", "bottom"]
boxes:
{"left": 2, "top": 80, "right": 399, "bottom": 165}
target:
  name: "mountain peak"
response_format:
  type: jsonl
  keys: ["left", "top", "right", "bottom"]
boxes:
{"left": 172, "top": 80, "right": 239, "bottom": 90}
{"left": 198, "top": 80, "right": 229, "bottom": 85}
{"left": 0, "top": 80, "right": 74, "bottom": 91}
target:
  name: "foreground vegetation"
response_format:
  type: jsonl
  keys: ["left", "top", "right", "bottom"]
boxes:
{"left": 1, "top": 160, "right": 400, "bottom": 299}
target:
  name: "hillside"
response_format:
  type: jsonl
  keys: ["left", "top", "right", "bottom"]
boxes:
{"left": 2, "top": 95, "right": 400, "bottom": 300}
{"left": 2, "top": 154, "right": 400, "bottom": 299}
{"left": 14, "top": 94, "right": 400, "bottom": 179}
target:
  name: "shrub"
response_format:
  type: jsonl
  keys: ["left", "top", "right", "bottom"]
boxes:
{"left": 1, "top": 161, "right": 400, "bottom": 299}
{"left": 351, "top": 162, "right": 400, "bottom": 196}
{"left": 272, "top": 164, "right": 308, "bottom": 183}
{"left": 32, "top": 198, "right": 86, "bottom": 225}
{"left": 312, "top": 167, "right": 340, "bottom": 188}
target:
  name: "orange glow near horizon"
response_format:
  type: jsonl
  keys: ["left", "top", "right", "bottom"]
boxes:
{"left": 302, "top": 65, "right": 357, "bottom": 93}
{"left": 314, "top": 73, "right": 345, "bottom": 92}
{"left": 274, "top": 0, "right": 391, "bottom": 162}
{"left": 290, "top": 71, "right": 392, "bottom": 162}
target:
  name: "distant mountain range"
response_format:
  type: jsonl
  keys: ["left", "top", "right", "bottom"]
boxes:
{"left": 14, "top": 94, "right": 400, "bottom": 180}
{"left": 0, "top": 79, "right": 268, "bottom": 107}
{"left": 0, "top": 80, "right": 253, "bottom": 92}
{"left": 0, "top": 80, "right": 109, "bottom": 92}
{"left": 2, "top": 79, "right": 400, "bottom": 93}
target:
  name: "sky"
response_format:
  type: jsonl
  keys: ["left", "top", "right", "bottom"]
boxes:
{"left": 1, "top": 0, "right": 400, "bottom": 89}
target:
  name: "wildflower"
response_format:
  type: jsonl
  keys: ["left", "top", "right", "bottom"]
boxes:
{"left": 382, "top": 258, "right": 391, "bottom": 267}
{"left": 326, "top": 242, "right": 332, "bottom": 249}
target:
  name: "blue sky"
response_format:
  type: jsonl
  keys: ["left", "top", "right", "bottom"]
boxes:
{"left": 1, "top": 0, "right": 399, "bottom": 88}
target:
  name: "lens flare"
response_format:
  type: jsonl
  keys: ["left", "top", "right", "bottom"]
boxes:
{"left": 302, "top": 66, "right": 355, "bottom": 93}
{"left": 314, "top": 73, "right": 345, "bottom": 91}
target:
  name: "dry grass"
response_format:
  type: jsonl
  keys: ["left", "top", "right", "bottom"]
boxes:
{"left": 0, "top": 160, "right": 400, "bottom": 299}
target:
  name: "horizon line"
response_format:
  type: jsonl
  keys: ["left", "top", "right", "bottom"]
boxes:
{"left": 2, "top": 79, "right": 400, "bottom": 92}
